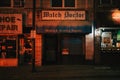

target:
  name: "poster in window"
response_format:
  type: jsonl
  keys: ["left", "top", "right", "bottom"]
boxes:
{"left": 102, "top": 32, "right": 111, "bottom": 44}
{"left": 103, "top": 37, "right": 110, "bottom": 43}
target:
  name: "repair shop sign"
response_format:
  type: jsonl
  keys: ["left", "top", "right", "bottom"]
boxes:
{"left": 0, "top": 14, "right": 22, "bottom": 34}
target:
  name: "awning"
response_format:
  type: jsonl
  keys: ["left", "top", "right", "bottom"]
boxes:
{"left": 36, "top": 20, "right": 92, "bottom": 34}
{"left": 36, "top": 25, "right": 91, "bottom": 33}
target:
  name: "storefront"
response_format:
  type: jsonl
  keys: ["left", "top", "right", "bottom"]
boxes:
{"left": 37, "top": 26, "right": 91, "bottom": 65}
{"left": 0, "top": 0, "right": 94, "bottom": 66}
{"left": 95, "top": 28, "right": 120, "bottom": 65}
{"left": 0, "top": 14, "right": 22, "bottom": 66}
{"left": 95, "top": 8, "right": 120, "bottom": 65}
{"left": 42, "top": 33, "right": 86, "bottom": 65}
{"left": 36, "top": 10, "right": 92, "bottom": 65}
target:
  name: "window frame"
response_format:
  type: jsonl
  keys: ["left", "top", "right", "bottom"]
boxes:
{"left": 0, "top": 0, "right": 12, "bottom": 7}
{"left": 13, "top": 0, "right": 25, "bottom": 7}
{"left": 51, "top": 0, "right": 62, "bottom": 7}
{"left": 51, "top": 0, "right": 77, "bottom": 8}
{"left": 64, "top": 0, "right": 75, "bottom": 7}
{"left": 99, "top": 0, "right": 112, "bottom": 5}
{"left": 0, "top": 0, "right": 25, "bottom": 8}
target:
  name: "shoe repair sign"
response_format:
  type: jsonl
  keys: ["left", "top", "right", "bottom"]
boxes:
{"left": 0, "top": 14, "right": 22, "bottom": 34}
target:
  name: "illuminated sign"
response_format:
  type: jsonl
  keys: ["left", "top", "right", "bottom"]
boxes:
{"left": 0, "top": 14, "right": 22, "bottom": 34}
{"left": 42, "top": 10, "right": 86, "bottom": 20}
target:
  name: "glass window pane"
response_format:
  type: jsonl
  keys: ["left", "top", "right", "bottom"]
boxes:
{"left": 14, "top": 0, "right": 24, "bottom": 7}
{"left": 0, "top": 0, "right": 11, "bottom": 7}
{"left": 52, "top": 0, "right": 62, "bottom": 7}
{"left": 101, "top": 0, "right": 111, "bottom": 4}
{"left": 65, "top": 0, "right": 75, "bottom": 7}
{"left": 112, "top": 0, "right": 119, "bottom": 5}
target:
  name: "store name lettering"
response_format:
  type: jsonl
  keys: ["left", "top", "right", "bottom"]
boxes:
{"left": 0, "top": 25, "right": 18, "bottom": 31}
{"left": 43, "top": 12, "right": 61, "bottom": 18}
{"left": 64, "top": 12, "right": 84, "bottom": 18}
{"left": 0, "top": 16, "right": 15, "bottom": 23}
{"left": 0, "top": 16, "right": 18, "bottom": 31}
{"left": 40, "top": 26, "right": 82, "bottom": 33}
{"left": 42, "top": 11, "right": 85, "bottom": 20}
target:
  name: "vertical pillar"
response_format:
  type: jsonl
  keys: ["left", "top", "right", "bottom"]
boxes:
{"left": 32, "top": 0, "right": 36, "bottom": 72}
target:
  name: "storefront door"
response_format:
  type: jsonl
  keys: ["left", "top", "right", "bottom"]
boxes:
{"left": 61, "top": 35, "right": 85, "bottom": 65}
{"left": 43, "top": 34, "right": 58, "bottom": 65}
{"left": 43, "top": 34, "right": 85, "bottom": 65}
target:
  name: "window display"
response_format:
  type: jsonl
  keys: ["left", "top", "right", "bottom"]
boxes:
{"left": 0, "top": 36, "right": 17, "bottom": 58}
{"left": 101, "top": 29, "right": 120, "bottom": 50}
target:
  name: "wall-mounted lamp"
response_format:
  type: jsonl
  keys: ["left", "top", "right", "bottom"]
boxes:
{"left": 112, "top": 9, "right": 120, "bottom": 24}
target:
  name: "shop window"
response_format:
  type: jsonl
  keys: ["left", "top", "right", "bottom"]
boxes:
{"left": 23, "top": 39, "right": 32, "bottom": 64}
{"left": 13, "top": 0, "right": 24, "bottom": 7}
{"left": 99, "top": 0, "right": 111, "bottom": 5}
{"left": 0, "top": 0, "right": 24, "bottom": 7}
{"left": 100, "top": 30, "right": 120, "bottom": 48}
{"left": 112, "top": 0, "right": 120, "bottom": 7}
{"left": 24, "top": 39, "right": 32, "bottom": 49}
{"left": 51, "top": 0, "right": 75, "bottom": 7}
{"left": 101, "top": 0, "right": 111, "bottom": 4}
{"left": 0, "top": 36, "right": 17, "bottom": 58}
{"left": 0, "top": 0, "right": 11, "bottom": 7}
{"left": 6, "top": 40, "right": 16, "bottom": 58}
{"left": 52, "top": 0, "right": 62, "bottom": 7}
{"left": 65, "top": 0, "right": 75, "bottom": 7}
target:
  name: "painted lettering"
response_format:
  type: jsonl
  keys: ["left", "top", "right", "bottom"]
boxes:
{"left": 43, "top": 12, "right": 61, "bottom": 17}
{"left": 0, "top": 16, "right": 16, "bottom": 23}
{"left": 42, "top": 11, "right": 86, "bottom": 20}
{"left": 64, "top": 12, "right": 85, "bottom": 19}
{"left": 0, "top": 25, "right": 18, "bottom": 31}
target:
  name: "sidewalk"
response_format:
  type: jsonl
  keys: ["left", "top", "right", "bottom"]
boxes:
{"left": 0, "top": 65, "right": 120, "bottom": 80}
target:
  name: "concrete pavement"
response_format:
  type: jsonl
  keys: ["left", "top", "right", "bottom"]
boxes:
{"left": 0, "top": 65, "right": 120, "bottom": 80}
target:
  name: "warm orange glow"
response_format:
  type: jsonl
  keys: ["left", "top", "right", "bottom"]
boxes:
{"left": 0, "top": 14, "right": 22, "bottom": 34}
{"left": 86, "top": 33, "right": 94, "bottom": 60}
{"left": 112, "top": 9, "right": 120, "bottom": 23}
{"left": 35, "top": 34, "right": 42, "bottom": 66}
{"left": 0, "top": 59, "right": 18, "bottom": 67}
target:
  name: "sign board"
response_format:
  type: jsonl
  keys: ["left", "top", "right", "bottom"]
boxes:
{"left": 0, "top": 14, "right": 22, "bottom": 34}
{"left": 42, "top": 10, "right": 86, "bottom": 20}
{"left": 101, "top": 32, "right": 112, "bottom": 47}
{"left": 37, "top": 26, "right": 91, "bottom": 33}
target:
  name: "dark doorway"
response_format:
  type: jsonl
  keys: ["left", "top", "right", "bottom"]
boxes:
{"left": 43, "top": 34, "right": 58, "bottom": 65}
{"left": 61, "top": 35, "right": 85, "bottom": 65}
{"left": 42, "top": 34, "right": 85, "bottom": 65}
